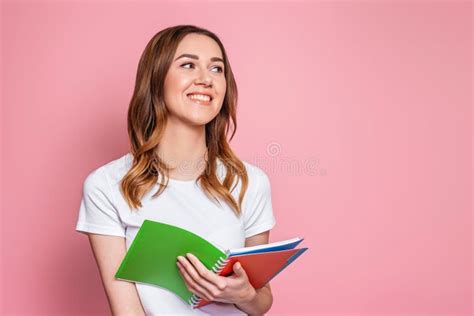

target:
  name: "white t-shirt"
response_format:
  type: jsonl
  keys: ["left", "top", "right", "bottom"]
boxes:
{"left": 76, "top": 152, "right": 276, "bottom": 315}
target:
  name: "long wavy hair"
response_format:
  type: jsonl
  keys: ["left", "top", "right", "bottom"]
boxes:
{"left": 120, "top": 25, "right": 248, "bottom": 216}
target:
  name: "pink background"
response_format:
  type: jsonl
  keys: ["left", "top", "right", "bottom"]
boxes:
{"left": 1, "top": 1, "right": 472, "bottom": 315}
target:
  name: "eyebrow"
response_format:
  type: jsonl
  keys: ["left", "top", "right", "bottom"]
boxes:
{"left": 174, "top": 53, "right": 224, "bottom": 64}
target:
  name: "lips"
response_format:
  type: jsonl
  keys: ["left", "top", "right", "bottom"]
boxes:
{"left": 186, "top": 92, "right": 213, "bottom": 100}
{"left": 186, "top": 93, "right": 213, "bottom": 106}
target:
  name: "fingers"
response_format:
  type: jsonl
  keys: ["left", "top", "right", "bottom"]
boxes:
{"left": 233, "top": 261, "right": 244, "bottom": 276}
{"left": 185, "top": 253, "right": 227, "bottom": 290}
{"left": 176, "top": 260, "right": 214, "bottom": 301}
{"left": 177, "top": 254, "right": 226, "bottom": 301}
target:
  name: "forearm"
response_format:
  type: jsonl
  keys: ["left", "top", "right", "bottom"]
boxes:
{"left": 234, "top": 285, "right": 273, "bottom": 315}
{"left": 104, "top": 281, "right": 146, "bottom": 316}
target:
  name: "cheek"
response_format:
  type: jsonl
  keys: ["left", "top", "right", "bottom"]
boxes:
{"left": 164, "top": 72, "right": 193, "bottom": 100}
{"left": 164, "top": 80, "right": 187, "bottom": 109}
{"left": 165, "top": 69, "right": 193, "bottom": 92}
{"left": 215, "top": 79, "right": 227, "bottom": 100}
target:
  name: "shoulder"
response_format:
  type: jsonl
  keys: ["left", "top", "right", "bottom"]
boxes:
{"left": 82, "top": 152, "right": 132, "bottom": 191}
{"left": 241, "top": 160, "right": 267, "bottom": 177}
{"left": 240, "top": 160, "right": 272, "bottom": 194}
{"left": 238, "top": 160, "right": 276, "bottom": 236}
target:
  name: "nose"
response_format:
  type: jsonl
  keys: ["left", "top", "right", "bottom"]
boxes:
{"left": 194, "top": 68, "right": 212, "bottom": 87}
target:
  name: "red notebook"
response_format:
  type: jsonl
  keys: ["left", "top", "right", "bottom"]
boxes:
{"left": 192, "top": 241, "right": 308, "bottom": 308}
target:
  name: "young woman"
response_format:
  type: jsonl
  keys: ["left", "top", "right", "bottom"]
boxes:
{"left": 76, "top": 25, "right": 276, "bottom": 315}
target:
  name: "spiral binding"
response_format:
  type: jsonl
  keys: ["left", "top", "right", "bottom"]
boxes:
{"left": 188, "top": 256, "right": 229, "bottom": 308}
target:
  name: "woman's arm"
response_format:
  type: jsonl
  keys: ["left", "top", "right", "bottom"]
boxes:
{"left": 233, "top": 230, "right": 274, "bottom": 315}
{"left": 88, "top": 233, "right": 146, "bottom": 316}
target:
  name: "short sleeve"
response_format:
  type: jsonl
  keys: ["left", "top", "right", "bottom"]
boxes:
{"left": 75, "top": 169, "right": 126, "bottom": 237}
{"left": 242, "top": 168, "right": 277, "bottom": 238}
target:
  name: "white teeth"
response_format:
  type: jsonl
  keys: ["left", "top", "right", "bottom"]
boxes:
{"left": 188, "top": 94, "right": 211, "bottom": 102}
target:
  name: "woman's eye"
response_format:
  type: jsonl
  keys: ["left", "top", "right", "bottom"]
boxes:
{"left": 181, "top": 63, "right": 194, "bottom": 69}
{"left": 181, "top": 63, "right": 223, "bottom": 73}
{"left": 212, "top": 66, "right": 224, "bottom": 73}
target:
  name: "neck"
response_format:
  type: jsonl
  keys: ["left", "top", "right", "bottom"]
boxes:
{"left": 156, "top": 117, "right": 208, "bottom": 172}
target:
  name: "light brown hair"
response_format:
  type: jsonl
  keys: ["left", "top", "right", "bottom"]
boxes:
{"left": 121, "top": 25, "right": 248, "bottom": 215}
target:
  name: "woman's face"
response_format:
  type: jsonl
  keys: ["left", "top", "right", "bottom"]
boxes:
{"left": 163, "top": 33, "right": 226, "bottom": 127}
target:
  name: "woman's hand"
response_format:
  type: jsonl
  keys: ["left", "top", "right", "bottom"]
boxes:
{"left": 176, "top": 253, "right": 257, "bottom": 305}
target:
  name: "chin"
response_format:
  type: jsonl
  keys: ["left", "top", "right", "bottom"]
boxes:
{"left": 186, "top": 109, "right": 220, "bottom": 125}
{"left": 185, "top": 115, "right": 216, "bottom": 127}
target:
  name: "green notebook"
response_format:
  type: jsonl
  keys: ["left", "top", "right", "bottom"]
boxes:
{"left": 115, "top": 220, "right": 226, "bottom": 304}
{"left": 115, "top": 219, "right": 307, "bottom": 309}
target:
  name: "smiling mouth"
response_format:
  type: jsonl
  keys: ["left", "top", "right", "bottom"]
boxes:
{"left": 186, "top": 94, "right": 213, "bottom": 105}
